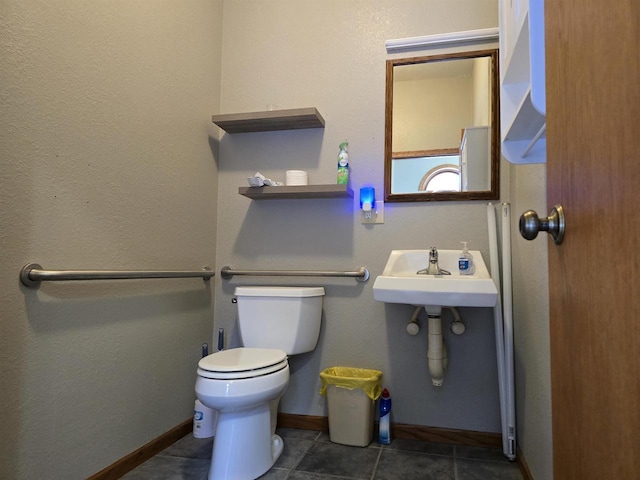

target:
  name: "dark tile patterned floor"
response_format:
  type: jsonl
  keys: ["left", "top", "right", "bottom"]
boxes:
{"left": 122, "top": 427, "right": 523, "bottom": 480}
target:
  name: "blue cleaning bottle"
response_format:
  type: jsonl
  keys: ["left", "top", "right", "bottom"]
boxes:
{"left": 378, "top": 388, "right": 392, "bottom": 445}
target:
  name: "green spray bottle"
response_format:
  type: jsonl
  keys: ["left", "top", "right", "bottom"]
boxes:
{"left": 337, "top": 140, "right": 350, "bottom": 184}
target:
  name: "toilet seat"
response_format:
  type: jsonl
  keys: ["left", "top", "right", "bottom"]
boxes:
{"left": 197, "top": 347, "right": 288, "bottom": 380}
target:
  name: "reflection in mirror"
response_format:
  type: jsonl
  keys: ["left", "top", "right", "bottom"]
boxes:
{"left": 384, "top": 49, "right": 499, "bottom": 202}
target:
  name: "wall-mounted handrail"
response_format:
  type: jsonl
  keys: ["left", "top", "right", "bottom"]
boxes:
{"left": 20, "top": 263, "right": 214, "bottom": 288}
{"left": 220, "top": 266, "right": 370, "bottom": 282}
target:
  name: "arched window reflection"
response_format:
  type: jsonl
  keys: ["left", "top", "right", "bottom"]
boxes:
{"left": 419, "top": 164, "right": 461, "bottom": 192}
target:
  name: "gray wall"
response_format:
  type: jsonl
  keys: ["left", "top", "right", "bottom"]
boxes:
{"left": 510, "top": 164, "right": 553, "bottom": 480}
{"left": 1, "top": 0, "right": 553, "bottom": 479}
{"left": 215, "top": 1, "right": 552, "bottom": 478}
{"left": 215, "top": 0, "right": 504, "bottom": 431}
{"left": 0, "top": 1, "right": 223, "bottom": 478}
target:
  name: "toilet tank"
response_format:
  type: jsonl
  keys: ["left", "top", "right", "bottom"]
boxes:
{"left": 235, "top": 286, "right": 325, "bottom": 355}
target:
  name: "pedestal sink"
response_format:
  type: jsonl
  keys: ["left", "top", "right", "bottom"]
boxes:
{"left": 372, "top": 249, "right": 498, "bottom": 307}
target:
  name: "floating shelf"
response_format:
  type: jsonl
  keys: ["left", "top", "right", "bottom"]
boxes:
{"left": 212, "top": 107, "right": 325, "bottom": 133}
{"left": 503, "top": 87, "right": 545, "bottom": 141}
{"left": 238, "top": 184, "right": 353, "bottom": 200}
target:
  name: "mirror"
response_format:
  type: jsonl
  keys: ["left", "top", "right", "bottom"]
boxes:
{"left": 384, "top": 49, "right": 499, "bottom": 202}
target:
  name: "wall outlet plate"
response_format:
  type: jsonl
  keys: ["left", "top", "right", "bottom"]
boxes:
{"left": 362, "top": 201, "right": 384, "bottom": 224}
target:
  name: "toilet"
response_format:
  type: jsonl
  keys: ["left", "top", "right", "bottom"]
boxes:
{"left": 195, "top": 286, "right": 325, "bottom": 480}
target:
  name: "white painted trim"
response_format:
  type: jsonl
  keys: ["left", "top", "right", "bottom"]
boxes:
{"left": 386, "top": 27, "right": 499, "bottom": 53}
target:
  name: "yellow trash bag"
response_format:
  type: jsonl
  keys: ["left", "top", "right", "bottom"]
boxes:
{"left": 319, "top": 367, "right": 383, "bottom": 401}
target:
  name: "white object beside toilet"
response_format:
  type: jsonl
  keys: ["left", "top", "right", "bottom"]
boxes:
{"left": 195, "top": 286, "right": 325, "bottom": 480}
{"left": 193, "top": 399, "right": 216, "bottom": 438}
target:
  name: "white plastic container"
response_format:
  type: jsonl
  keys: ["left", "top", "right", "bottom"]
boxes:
{"left": 193, "top": 399, "right": 216, "bottom": 438}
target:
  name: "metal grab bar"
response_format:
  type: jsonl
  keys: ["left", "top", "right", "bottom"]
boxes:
{"left": 220, "top": 266, "right": 370, "bottom": 282}
{"left": 20, "top": 263, "right": 214, "bottom": 288}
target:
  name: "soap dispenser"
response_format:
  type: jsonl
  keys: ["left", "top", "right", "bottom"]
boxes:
{"left": 458, "top": 241, "right": 475, "bottom": 275}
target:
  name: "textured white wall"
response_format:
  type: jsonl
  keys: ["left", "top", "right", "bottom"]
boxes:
{"left": 0, "top": 1, "right": 223, "bottom": 478}
{"left": 510, "top": 164, "right": 553, "bottom": 479}
{"left": 215, "top": 0, "right": 505, "bottom": 432}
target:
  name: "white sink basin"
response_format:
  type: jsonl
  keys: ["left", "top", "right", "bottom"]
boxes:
{"left": 373, "top": 249, "right": 498, "bottom": 307}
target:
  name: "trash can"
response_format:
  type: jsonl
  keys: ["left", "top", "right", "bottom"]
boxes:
{"left": 319, "top": 367, "right": 383, "bottom": 447}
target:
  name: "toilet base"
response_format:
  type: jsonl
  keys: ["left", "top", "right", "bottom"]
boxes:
{"left": 208, "top": 402, "right": 283, "bottom": 479}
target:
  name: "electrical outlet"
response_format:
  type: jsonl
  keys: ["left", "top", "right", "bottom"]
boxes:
{"left": 361, "top": 201, "right": 384, "bottom": 224}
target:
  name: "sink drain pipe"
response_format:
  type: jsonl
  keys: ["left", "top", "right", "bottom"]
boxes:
{"left": 409, "top": 306, "right": 466, "bottom": 386}
{"left": 426, "top": 309, "right": 448, "bottom": 386}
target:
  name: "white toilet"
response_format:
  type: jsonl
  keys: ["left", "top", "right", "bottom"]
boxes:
{"left": 195, "top": 286, "right": 325, "bottom": 480}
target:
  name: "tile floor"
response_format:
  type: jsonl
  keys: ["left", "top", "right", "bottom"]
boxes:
{"left": 123, "top": 427, "right": 523, "bottom": 480}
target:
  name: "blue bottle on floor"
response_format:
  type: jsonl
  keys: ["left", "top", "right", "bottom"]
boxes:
{"left": 378, "top": 388, "right": 392, "bottom": 445}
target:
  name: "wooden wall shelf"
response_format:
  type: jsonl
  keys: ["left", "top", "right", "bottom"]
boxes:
{"left": 212, "top": 108, "right": 325, "bottom": 133}
{"left": 238, "top": 184, "right": 353, "bottom": 200}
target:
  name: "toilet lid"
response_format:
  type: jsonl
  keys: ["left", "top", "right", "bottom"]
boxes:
{"left": 197, "top": 348, "right": 288, "bottom": 380}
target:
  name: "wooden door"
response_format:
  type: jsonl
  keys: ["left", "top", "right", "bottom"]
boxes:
{"left": 545, "top": 1, "right": 640, "bottom": 478}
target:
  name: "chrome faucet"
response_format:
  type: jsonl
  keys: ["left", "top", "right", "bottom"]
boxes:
{"left": 417, "top": 247, "right": 451, "bottom": 275}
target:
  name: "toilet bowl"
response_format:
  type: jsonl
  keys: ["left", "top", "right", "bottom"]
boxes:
{"left": 195, "top": 286, "right": 325, "bottom": 480}
{"left": 196, "top": 348, "right": 289, "bottom": 480}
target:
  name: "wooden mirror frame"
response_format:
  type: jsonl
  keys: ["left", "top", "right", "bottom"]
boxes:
{"left": 384, "top": 49, "right": 500, "bottom": 202}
